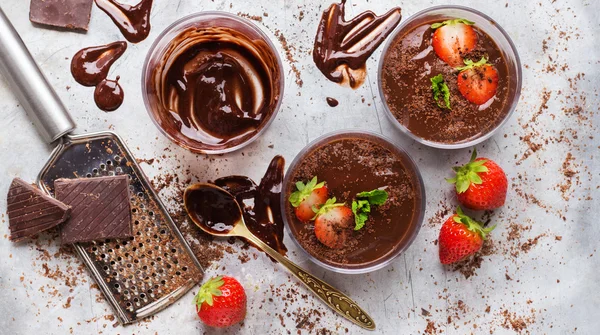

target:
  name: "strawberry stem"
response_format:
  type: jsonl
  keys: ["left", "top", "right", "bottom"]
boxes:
{"left": 194, "top": 276, "right": 224, "bottom": 308}
{"left": 454, "top": 207, "right": 495, "bottom": 239}
{"left": 445, "top": 148, "right": 489, "bottom": 193}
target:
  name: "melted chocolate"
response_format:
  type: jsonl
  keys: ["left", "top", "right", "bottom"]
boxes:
{"left": 326, "top": 97, "right": 339, "bottom": 107}
{"left": 284, "top": 134, "right": 423, "bottom": 269}
{"left": 313, "top": 0, "right": 401, "bottom": 89}
{"left": 184, "top": 186, "right": 240, "bottom": 234}
{"left": 215, "top": 155, "right": 287, "bottom": 256}
{"left": 94, "top": 77, "right": 124, "bottom": 112}
{"left": 70, "top": 41, "right": 127, "bottom": 87}
{"left": 148, "top": 23, "right": 282, "bottom": 152}
{"left": 381, "top": 20, "right": 510, "bottom": 143}
{"left": 94, "top": 0, "right": 153, "bottom": 43}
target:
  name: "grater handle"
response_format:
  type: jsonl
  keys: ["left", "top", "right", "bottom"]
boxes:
{"left": 0, "top": 7, "right": 76, "bottom": 144}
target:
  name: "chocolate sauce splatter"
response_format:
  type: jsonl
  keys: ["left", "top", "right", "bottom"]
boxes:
{"left": 94, "top": 77, "right": 124, "bottom": 112}
{"left": 326, "top": 97, "right": 339, "bottom": 107}
{"left": 70, "top": 41, "right": 127, "bottom": 86}
{"left": 71, "top": 41, "right": 127, "bottom": 112}
{"left": 215, "top": 155, "right": 287, "bottom": 256}
{"left": 313, "top": 0, "right": 401, "bottom": 89}
{"left": 94, "top": 0, "right": 153, "bottom": 43}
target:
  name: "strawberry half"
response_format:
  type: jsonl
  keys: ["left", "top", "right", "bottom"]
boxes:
{"left": 438, "top": 207, "right": 495, "bottom": 264}
{"left": 312, "top": 198, "right": 353, "bottom": 249}
{"left": 289, "top": 176, "right": 328, "bottom": 222}
{"left": 431, "top": 18, "right": 478, "bottom": 67}
{"left": 456, "top": 57, "right": 499, "bottom": 105}
{"left": 446, "top": 149, "right": 508, "bottom": 210}
{"left": 195, "top": 276, "right": 247, "bottom": 328}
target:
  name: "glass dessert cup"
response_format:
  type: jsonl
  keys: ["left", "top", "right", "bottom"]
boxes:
{"left": 142, "top": 12, "right": 284, "bottom": 154}
{"left": 378, "top": 5, "right": 522, "bottom": 149}
{"left": 281, "top": 130, "right": 426, "bottom": 274}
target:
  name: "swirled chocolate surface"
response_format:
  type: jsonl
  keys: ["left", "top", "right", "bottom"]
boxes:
{"left": 149, "top": 25, "right": 282, "bottom": 152}
{"left": 313, "top": 0, "right": 401, "bottom": 89}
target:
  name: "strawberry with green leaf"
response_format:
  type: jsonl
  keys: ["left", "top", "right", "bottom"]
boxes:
{"left": 351, "top": 189, "right": 389, "bottom": 230}
{"left": 446, "top": 149, "right": 507, "bottom": 210}
{"left": 439, "top": 207, "right": 495, "bottom": 264}
{"left": 312, "top": 197, "right": 353, "bottom": 249}
{"left": 456, "top": 57, "right": 499, "bottom": 105}
{"left": 288, "top": 176, "right": 328, "bottom": 222}
{"left": 194, "top": 276, "right": 247, "bottom": 328}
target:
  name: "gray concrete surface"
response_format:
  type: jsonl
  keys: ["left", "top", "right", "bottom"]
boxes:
{"left": 0, "top": 0, "right": 598, "bottom": 334}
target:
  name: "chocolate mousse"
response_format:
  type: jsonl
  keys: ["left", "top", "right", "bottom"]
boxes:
{"left": 147, "top": 17, "right": 282, "bottom": 153}
{"left": 283, "top": 133, "right": 423, "bottom": 269}
{"left": 381, "top": 18, "right": 510, "bottom": 144}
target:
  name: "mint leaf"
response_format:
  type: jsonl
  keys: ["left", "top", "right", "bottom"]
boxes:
{"left": 352, "top": 200, "right": 370, "bottom": 230}
{"left": 431, "top": 74, "right": 451, "bottom": 110}
{"left": 357, "top": 189, "right": 388, "bottom": 205}
{"left": 288, "top": 176, "right": 325, "bottom": 207}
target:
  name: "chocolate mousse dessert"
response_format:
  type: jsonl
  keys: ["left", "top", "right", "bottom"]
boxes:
{"left": 145, "top": 15, "right": 283, "bottom": 153}
{"left": 381, "top": 18, "right": 511, "bottom": 144}
{"left": 283, "top": 133, "right": 424, "bottom": 270}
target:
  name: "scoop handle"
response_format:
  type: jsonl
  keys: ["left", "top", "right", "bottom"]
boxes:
{"left": 236, "top": 225, "right": 376, "bottom": 331}
{"left": 0, "top": 7, "right": 75, "bottom": 143}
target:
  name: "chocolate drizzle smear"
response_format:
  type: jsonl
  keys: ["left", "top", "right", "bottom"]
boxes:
{"left": 215, "top": 155, "right": 287, "bottom": 256}
{"left": 313, "top": 0, "right": 402, "bottom": 89}
{"left": 71, "top": 41, "right": 127, "bottom": 112}
{"left": 94, "top": 0, "right": 153, "bottom": 43}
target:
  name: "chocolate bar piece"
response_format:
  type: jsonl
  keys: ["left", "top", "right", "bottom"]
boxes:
{"left": 29, "top": 0, "right": 94, "bottom": 31}
{"left": 7, "top": 178, "right": 71, "bottom": 242}
{"left": 55, "top": 175, "right": 132, "bottom": 244}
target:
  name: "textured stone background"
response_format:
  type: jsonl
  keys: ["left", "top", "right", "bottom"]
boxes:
{"left": 0, "top": 0, "right": 598, "bottom": 334}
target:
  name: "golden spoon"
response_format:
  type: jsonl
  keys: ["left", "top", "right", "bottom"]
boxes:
{"left": 184, "top": 183, "right": 376, "bottom": 330}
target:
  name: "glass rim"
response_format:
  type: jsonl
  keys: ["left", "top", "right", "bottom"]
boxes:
{"left": 141, "top": 11, "right": 285, "bottom": 154}
{"left": 281, "top": 129, "right": 427, "bottom": 274}
{"left": 377, "top": 5, "right": 523, "bottom": 149}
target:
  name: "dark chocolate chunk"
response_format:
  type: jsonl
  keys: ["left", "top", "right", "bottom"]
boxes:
{"left": 54, "top": 175, "right": 132, "bottom": 244}
{"left": 29, "top": 0, "right": 94, "bottom": 31}
{"left": 7, "top": 178, "right": 71, "bottom": 242}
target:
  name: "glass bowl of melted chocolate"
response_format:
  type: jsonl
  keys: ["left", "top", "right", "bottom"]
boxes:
{"left": 379, "top": 6, "right": 522, "bottom": 149}
{"left": 142, "top": 12, "right": 284, "bottom": 153}
{"left": 282, "top": 130, "right": 425, "bottom": 273}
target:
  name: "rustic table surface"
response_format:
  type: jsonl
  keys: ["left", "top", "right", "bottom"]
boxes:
{"left": 0, "top": 0, "right": 598, "bottom": 334}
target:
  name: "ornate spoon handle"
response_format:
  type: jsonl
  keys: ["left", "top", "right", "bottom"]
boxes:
{"left": 242, "top": 230, "right": 376, "bottom": 330}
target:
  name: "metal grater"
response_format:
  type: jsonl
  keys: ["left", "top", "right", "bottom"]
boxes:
{"left": 36, "top": 132, "right": 203, "bottom": 324}
{"left": 0, "top": 9, "right": 203, "bottom": 324}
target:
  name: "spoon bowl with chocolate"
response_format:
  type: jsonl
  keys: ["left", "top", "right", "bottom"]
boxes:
{"left": 143, "top": 12, "right": 284, "bottom": 154}
{"left": 183, "top": 183, "right": 376, "bottom": 330}
{"left": 378, "top": 6, "right": 522, "bottom": 149}
{"left": 282, "top": 130, "right": 426, "bottom": 274}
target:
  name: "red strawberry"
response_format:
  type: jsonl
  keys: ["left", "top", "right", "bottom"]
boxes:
{"left": 431, "top": 18, "right": 478, "bottom": 67}
{"left": 313, "top": 198, "right": 353, "bottom": 249}
{"left": 446, "top": 149, "right": 508, "bottom": 210}
{"left": 195, "top": 276, "right": 246, "bottom": 328}
{"left": 289, "top": 176, "right": 328, "bottom": 222}
{"left": 438, "top": 207, "right": 495, "bottom": 264}
{"left": 456, "top": 57, "right": 499, "bottom": 105}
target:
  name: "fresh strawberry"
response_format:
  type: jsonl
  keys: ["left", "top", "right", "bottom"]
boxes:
{"left": 456, "top": 57, "right": 499, "bottom": 105}
{"left": 438, "top": 207, "right": 495, "bottom": 264}
{"left": 312, "top": 198, "right": 353, "bottom": 249}
{"left": 431, "top": 18, "right": 478, "bottom": 67}
{"left": 289, "top": 176, "right": 328, "bottom": 222}
{"left": 195, "top": 276, "right": 246, "bottom": 328}
{"left": 446, "top": 149, "right": 507, "bottom": 210}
